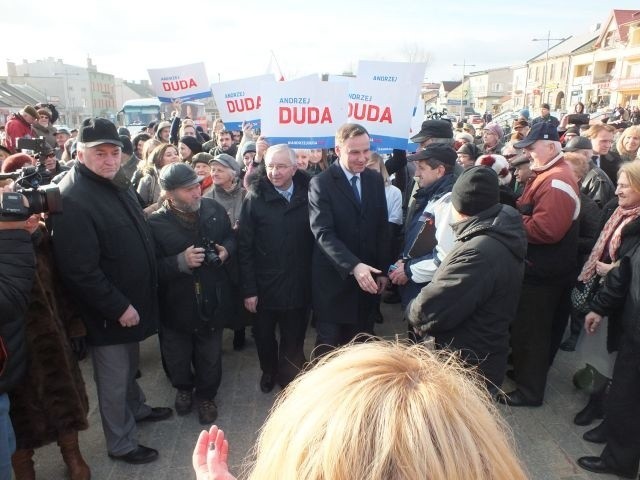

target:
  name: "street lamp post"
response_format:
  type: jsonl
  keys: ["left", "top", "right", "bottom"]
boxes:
{"left": 453, "top": 60, "right": 476, "bottom": 121}
{"left": 532, "top": 31, "right": 567, "bottom": 109}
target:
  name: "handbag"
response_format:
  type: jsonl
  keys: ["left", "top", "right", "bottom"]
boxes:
{"left": 570, "top": 275, "right": 601, "bottom": 314}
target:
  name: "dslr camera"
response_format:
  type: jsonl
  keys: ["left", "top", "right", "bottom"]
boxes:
{"left": 0, "top": 137, "right": 62, "bottom": 221}
{"left": 200, "top": 237, "right": 222, "bottom": 267}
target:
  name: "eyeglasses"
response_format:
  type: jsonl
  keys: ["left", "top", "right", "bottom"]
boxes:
{"left": 45, "top": 153, "right": 56, "bottom": 158}
{"left": 266, "top": 164, "right": 292, "bottom": 172}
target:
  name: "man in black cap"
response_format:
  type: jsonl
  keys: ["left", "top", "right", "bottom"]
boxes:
{"left": 147, "top": 163, "right": 235, "bottom": 425}
{"left": 51, "top": 118, "right": 171, "bottom": 464}
{"left": 385, "top": 119, "right": 455, "bottom": 216}
{"left": 408, "top": 166, "right": 526, "bottom": 389}
{"left": 499, "top": 121, "right": 580, "bottom": 407}
{"left": 388, "top": 144, "right": 458, "bottom": 329}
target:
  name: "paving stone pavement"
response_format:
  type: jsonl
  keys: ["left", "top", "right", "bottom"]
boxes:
{"left": 30, "top": 303, "right": 629, "bottom": 480}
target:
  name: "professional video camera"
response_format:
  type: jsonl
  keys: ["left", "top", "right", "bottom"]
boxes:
{"left": 0, "top": 137, "right": 62, "bottom": 221}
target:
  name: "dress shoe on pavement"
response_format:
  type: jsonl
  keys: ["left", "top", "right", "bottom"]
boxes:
{"left": 260, "top": 373, "right": 275, "bottom": 393}
{"left": 137, "top": 407, "right": 173, "bottom": 423}
{"left": 577, "top": 456, "right": 635, "bottom": 478}
{"left": 497, "top": 390, "right": 542, "bottom": 407}
{"left": 574, "top": 395, "right": 604, "bottom": 426}
{"left": 583, "top": 420, "right": 607, "bottom": 444}
{"left": 109, "top": 445, "right": 158, "bottom": 464}
{"left": 175, "top": 390, "right": 193, "bottom": 416}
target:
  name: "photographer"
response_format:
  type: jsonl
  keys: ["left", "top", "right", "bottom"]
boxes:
{"left": 148, "top": 163, "right": 235, "bottom": 425}
{"left": 0, "top": 191, "right": 37, "bottom": 480}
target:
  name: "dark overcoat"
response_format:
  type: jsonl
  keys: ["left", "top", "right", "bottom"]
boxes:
{"left": 51, "top": 164, "right": 158, "bottom": 346}
{"left": 308, "top": 162, "right": 390, "bottom": 325}
{"left": 238, "top": 170, "right": 313, "bottom": 310}
{"left": 148, "top": 198, "right": 236, "bottom": 333}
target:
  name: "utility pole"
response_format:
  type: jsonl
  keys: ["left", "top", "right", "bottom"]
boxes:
{"left": 453, "top": 60, "right": 475, "bottom": 120}
{"left": 532, "top": 31, "right": 567, "bottom": 109}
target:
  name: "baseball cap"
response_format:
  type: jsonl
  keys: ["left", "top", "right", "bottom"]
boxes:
{"left": 514, "top": 122, "right": 560, "bottom": 148}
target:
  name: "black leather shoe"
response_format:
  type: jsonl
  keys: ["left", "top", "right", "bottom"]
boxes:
{"left": 109, "top": 445, "right": 159, "bottom": 464}
{"left": 260, "top": 373, "right": 275, "bottom": 393}
{"left": 583, "top": 420, "right": 607, "bottom": 444}
{"left": 574, "top": 395, "right": 604, "bottom": 426}
{"left": 137, "top": 407, "right": 173, "bottom": 423}
{"left": 577, "top": 456, "right": 635, "bottom": 478}
{"left": 497, "top": 390, "right": 542, "bottom": 407}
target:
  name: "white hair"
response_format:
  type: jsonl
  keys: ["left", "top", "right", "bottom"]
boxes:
{"left": 265, "top": 144, "right": 296, "bottom": 166}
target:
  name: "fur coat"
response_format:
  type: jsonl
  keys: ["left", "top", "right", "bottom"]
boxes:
{"left": 9, "top": 226, "right": 89, "bottom": 450}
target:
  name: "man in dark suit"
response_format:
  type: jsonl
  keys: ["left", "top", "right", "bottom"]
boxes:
{"left": 308, "top": 123, "right": 390, "bottom": 357}
{"left": 586, "top": 124, "right": 621, "bottom": 185}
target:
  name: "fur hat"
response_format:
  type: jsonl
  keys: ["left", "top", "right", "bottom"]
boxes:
{"left": 451, "top": 165, "right": 500, "bottom": 216}
{"left": 36, "top": 108, "right": 52, "bottom": 119}
{"left": 78, "top": 118, "right": 123, "bottom": 148}
{"left": 454, "top": 132, "right": 474, "bottom": 144}
{"left": 22, "top": 105, "right": 38, "bottom": 119}
{"left": 1, "top": 153, "right": 33, "bottom": 173}
{"left": 476, "top": 154, "right": 512, "bottom": 186}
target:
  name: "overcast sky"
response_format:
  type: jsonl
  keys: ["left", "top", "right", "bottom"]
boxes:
{"left": 2, "top": 1, "right": 638, "bottom": 83}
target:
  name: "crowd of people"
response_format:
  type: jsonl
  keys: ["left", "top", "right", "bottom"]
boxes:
{"left": 1, "top": 98, "right": 640, "bottom": 479}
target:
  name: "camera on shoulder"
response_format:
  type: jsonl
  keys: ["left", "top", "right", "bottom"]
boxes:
{"left": 0, "top": 137, "right": 62, "bottom": 221}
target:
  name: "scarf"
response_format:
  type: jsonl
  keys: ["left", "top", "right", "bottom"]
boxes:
{"left": 578, "top": 204, "right": 640, "bottom": 282}
{"left": 200, "top": 175, "right": 213, "bottom": 194}
{"left": 164, "top": 199, "right": 199, "bottom": 231}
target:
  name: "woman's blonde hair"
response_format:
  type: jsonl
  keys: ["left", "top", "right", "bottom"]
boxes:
{"left": 616, "top": 125, "right": 640, "bottom": 159}
{"left": 619, "top": 160, "right": 640, "bottom": 193}
{"left": 367, "top": 152, "right": 390, "bottom": 185}
{"left": 244, "top": 340, "right": 527, "bottom": 480}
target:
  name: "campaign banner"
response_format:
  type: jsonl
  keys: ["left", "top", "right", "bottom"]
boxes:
{"left": 357, "top": 60, "right": 427, "bottom": 90}
{"left": 260, "top": 79, "right": 348, "bottom": 149}
{"left": 211, "top": 74, "right": 275, "bottom": 132}
{"left": 347, "top": 79, "right": 420, "bottom": 153}
{"left": 350, "top": 61, "right": 427, "bottom": 153}
{"left": 147, "top": 62, "right": 212, "bottom": 103}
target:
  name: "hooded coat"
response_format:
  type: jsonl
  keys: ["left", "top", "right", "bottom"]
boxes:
{"left": 408, "top": 203, "right": 527, "bottom": 387}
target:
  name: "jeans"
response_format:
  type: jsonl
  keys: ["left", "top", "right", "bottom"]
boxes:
{"left": 0, "top": 394, "right": 15, "bottom": 480}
